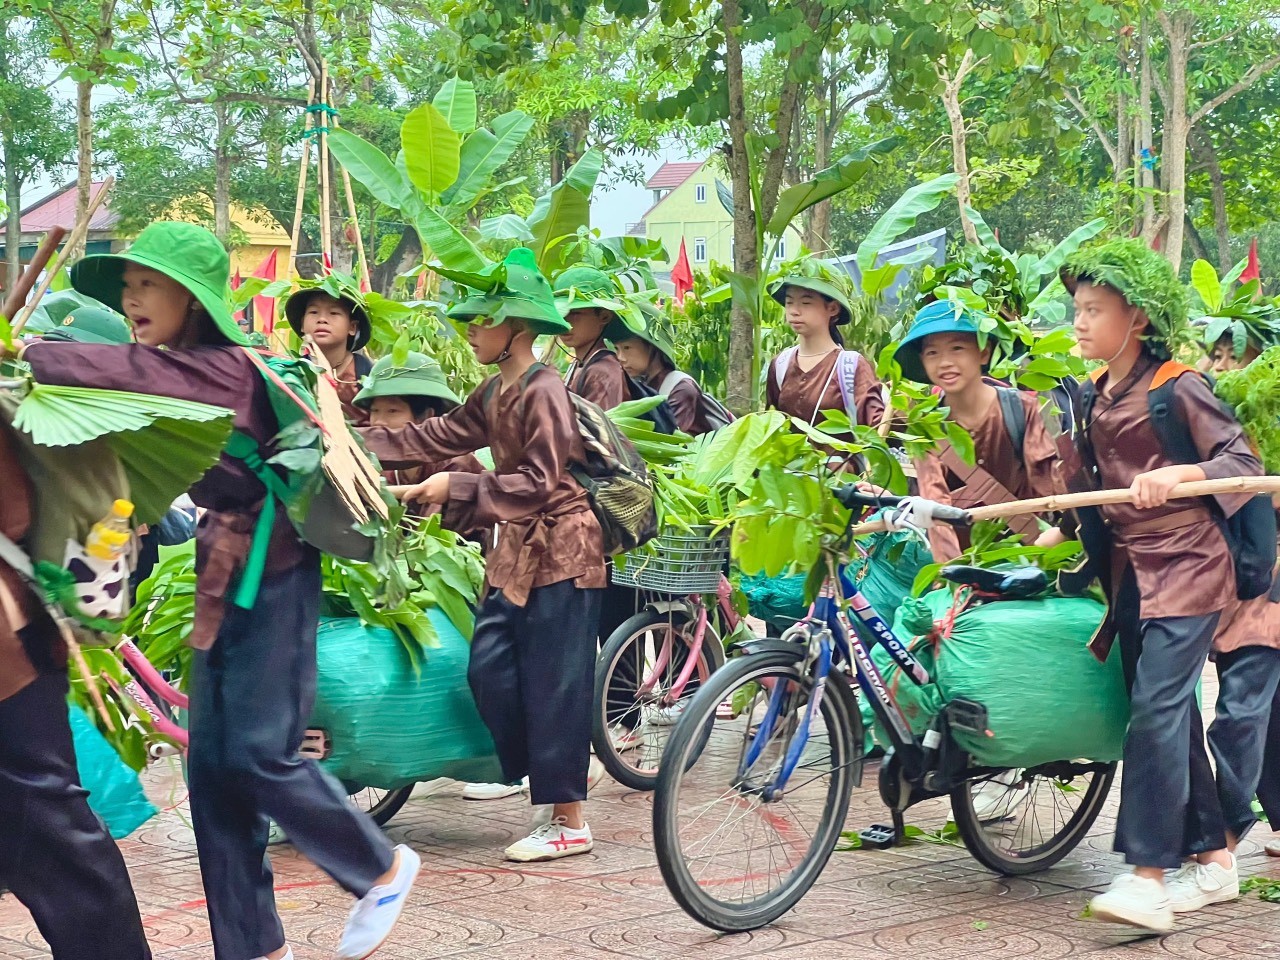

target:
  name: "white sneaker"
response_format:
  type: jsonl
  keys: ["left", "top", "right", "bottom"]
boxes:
{"left": 970, "top": 770, "right": 1030, "bottom": 822}
{"left": 588, "top": 756, "right": 607, "bottom": 791}
{"left": 649, "top": 700, "right": 689, "bottom": 726}
{"left": 1089, "top": 873, "right": 1174, "bottom": 932}
{"left": 251, "top": 949, "right": 293, "bottom": 960}
{"left": 504, "top": 817, "right": 593, "bottom": 862}
{"left": 610, "top": 727, "right": 644, "bottom": 753}
{"left": 336, "top": 844, "right": 421, "bottom": 959}
{"left": 1165, "top": 855, "right": 1239, "bottom": 912}
{"left": 462, "top": 781, "right": 524, "bottom": 800}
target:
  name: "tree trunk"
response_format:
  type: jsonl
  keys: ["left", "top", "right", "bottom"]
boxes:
{"left": 805, "top": 103, "right": 831, "bottom": 253}
{"left": 1184, "top": 213, "right": 1213, "bottom": 264}
{"left": 1190, "top": 131, "right": 1231, "bottom": 270}
{"left": 940, "top": 51, "right": 979, "bottom": 245}
{"left": 722, "top": 0, "right": 757, "bottom": 414}
{"left": 1138, "top": 24, "right": 1157, "bottom": 242}
{"left": 3, "top": 128, "right": 20, "bottom": 291}
{"left": 1160, "top": 14, "right": 1192, "bottom": 271}
{"left": 213, "top": 104, "right": 232, "bottom": 242}
{"left": 73, "top": 78, "right": 93, "bottom": 260}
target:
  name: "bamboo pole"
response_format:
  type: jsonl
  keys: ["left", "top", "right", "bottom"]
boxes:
{"left": 318, "top": 61, "right": 333, "bottom": 271}
{"left": 2, "top": 228, "right": 66, "bottom": 322}
{"left": 10, "top": 178, "right": 113, "bottom": 337}
{"left": 850, "top": 476, "right": 1280, "bottom": 536}
{"left": 275, "top": 79, "right": 317, "bottom": 353}
{"left": 329, "top": 85, "right": 372, "bottom": 292}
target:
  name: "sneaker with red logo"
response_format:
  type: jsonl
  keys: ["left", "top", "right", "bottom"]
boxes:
{"left": 504, "top": 817, "right": 594, "bottom": 862}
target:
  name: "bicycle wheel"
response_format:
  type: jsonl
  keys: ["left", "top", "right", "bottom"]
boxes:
{"left": 592, "top": 608, "right": 723, "bottom": 791}
{"left": 345, "top": 783, "right": 414, "bottom": 827}
{"left": 951, "top": 760, "right": 1117, "bottom": 875}
{"left": 652, "top": 648, "right": 862, "bottom": 932}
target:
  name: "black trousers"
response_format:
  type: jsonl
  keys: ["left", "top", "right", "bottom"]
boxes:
{"left": 1114, "top": 609, "right": 1227, "bottom": 868}
{"left": 188, "top": 562, "right": 394, "bottom": 960}
{"left": 469, "top": 581, "right": 602, "bottom": 806}
{"left": 0, "top": 672, "right": 151, "bottom": 960}
{"left": 1208, "top": 645, "right": 1280, "bottom": 839}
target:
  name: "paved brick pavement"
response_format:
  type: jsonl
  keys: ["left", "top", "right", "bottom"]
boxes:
{"left": 3, "top": 670, "right": 1279, "bottom": 959}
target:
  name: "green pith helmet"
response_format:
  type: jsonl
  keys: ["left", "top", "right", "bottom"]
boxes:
{"left": 284, "top": 276, "right": 371, "bottom": 351}
{"left": 613, "top": 300, "right": 678, "bottom": 367}
{"left": 441, "top": 247, "right": 569, "bottom": 335}
{"left": 353, "top": 351, "right": 460, "bottom": 410}
{"left": 70, "top": 221, "right": 247, "bottom": 346}
{"left": 1060, "top": 238, "right": 1189, "bottom": 360}
{"left": 767, "top": 257, "right": 857, "bottom": 324}
{"left": 23, "top": 290, "right": 132, "bottom": 344}
{"left": 894, "top": 299, "right": 998, "bottom": 384}
{"left": 552, "top": 264, "right": 633, "bottom": 341}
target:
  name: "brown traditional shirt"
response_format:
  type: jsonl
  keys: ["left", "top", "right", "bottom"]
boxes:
{"left": 1214, "top": 517, "right": 1280, "bottom": 655}
{"left": 384, "top": 453, "right": 485, "bottom": 520}
{"left": 331, "top": 352, "right": 372, "bottom": 424}
{"left": 1082, "top": 357, "right": 1261, "bottom": 620}
{"left": 23, "top": 341, "right": 312, "bottom": 649}
{"left": 360, "top": 363, "right": 605, "bottom": 605}
{"left": 914, "top": 389, "right": 1061, "bottom": 561}
{"left": 664, "top": 374, "right": 709, "bottom": 436}
{"left": 765, "top": 347, "right": 885, "bottom": 428}
{"left": 567, "top": 348, "right": 627, "bottom": 411}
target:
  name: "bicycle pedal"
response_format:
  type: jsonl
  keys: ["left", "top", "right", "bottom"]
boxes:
{"left": 944, "top": 698, "right": 991, "bottom": 737}
{"left": 859, "top": 823, "right": 897, "bottom": 849}
{"left": 300, "top": 728, "right": 331, "bottom": 761}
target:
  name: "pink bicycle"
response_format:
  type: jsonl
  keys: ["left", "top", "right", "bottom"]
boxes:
{"left": 592, "top": 528, "right": 745, "bottom": 791}
{"left": 111, "top": 637, "right": 413, "bottom": 825}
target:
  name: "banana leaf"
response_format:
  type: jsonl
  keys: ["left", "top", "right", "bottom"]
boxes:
{"left": 10, "top": 384, "right": 234, "bottom": 529}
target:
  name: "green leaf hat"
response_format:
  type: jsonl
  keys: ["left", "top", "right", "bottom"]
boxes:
{"left": 612, "top": 299, "right": 678, "bottom": 367}
{"left": 70, "top": 221, "right": 248, "bottom": 346}
{"left": 1060, "top": 238, "right": 1189, "bottom": 360}
{"left": 284, "top": 273, "right": 372, "bottom": 351}
{"left": 353, "top": 351, "right": 461, "bottom": 410}
{"left": 439, "top": 247, "right": 570, "bottom": 335}
{"left": 552, "top": 264, "right": 634, "bottom": 341}
{"left": 767, "top": 256, "right": 857, "bottom": 325}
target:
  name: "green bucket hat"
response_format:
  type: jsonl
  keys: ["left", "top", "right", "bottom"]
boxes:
{"left": 70, "top": 221, "right": 247, "bottom": 346}
{"left": 353, "top": 351, "right": 460, "bottom": 411}
{"left": 613, "top": 300, "right": 678, "bottom": 367}
{"left": 1060, "top": 238, "right": 1189, "bottom": 360}
{"left": 284, "top": 276, "right": 372, "bottom": 351}
{"left": 442, "top": 247, "right": 569, "bottom": 335}
{"left": 552, "top": 264, "right": 633, "bottom": 342}
{"left": 23, "top": 289, "right": 132, "bottom": 344}
{"left": 767, "top": 257, "right": 856, "bottom": 325}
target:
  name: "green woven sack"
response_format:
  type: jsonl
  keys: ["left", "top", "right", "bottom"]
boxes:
{"left": 310, "top": 614, "right": 502, "bottom": 790}
{"left": 867, "top": 589, "right": 1128, "bottom": 768}
{"left": 69, "top": 704, "right": 157, "bottom": 839}
{"left": 847, "top": 527, "right": 933, "bottom": 626}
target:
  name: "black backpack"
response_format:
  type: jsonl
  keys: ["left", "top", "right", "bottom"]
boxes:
{"left": 1077, "top": 362, "right": 1277, "bottom": 602}
{"left": 998, "top": 380, "right": 1082, "bottom": 462}
{"left": 577, "top": 350, "right": 678, "bottom": 435}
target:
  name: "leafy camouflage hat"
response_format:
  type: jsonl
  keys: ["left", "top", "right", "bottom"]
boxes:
{"left": 353, "top": 351, "right": 460, "bottom": 410}
{"left": 1061, "top": 238, "right": 1189, "bottom": 360}
{"left": 767, "top": 256, "right": 857, "bottom": 324}
{"left": 284, "top": 273, "right": 371, "bottom": 351}
{"left": 612, "top": 299, "right": 678, "bottom": 366}
{"left": 440, "top": 248, "right": 570, "bottom": 335}
{"left": 552, "top": 264, "right": 634, "bottom": 342}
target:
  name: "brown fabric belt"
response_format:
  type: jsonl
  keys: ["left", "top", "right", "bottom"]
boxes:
{"left": 1114, "top": 506, "right": 1212, "bottom": 537}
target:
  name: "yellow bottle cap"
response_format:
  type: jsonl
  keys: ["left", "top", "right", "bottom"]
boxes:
{"left": 111, "top": 499, "right": 135, "bottom": 518}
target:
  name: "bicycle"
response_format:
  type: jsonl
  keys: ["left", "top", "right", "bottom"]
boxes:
{"left": 592, "top": 527, "right": 746, "bottom": 791}
{"left": 111, "top": 636, "right": 413, "bottom": 826}
{"left": 651, "top": 487, "right": 1117, "bottom": 932}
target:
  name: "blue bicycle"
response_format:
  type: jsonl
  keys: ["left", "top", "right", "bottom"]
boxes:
{"left": 651, "top": 487, "right": 1117, "bottom": 932}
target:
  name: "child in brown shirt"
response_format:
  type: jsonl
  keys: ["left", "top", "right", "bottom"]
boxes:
{"left": 360, "top": 248, "right": 607, "bottom": 863}
{"left": 893, "top": 299, "right": 1061, "bottom": 561}
{"left": 1053, "top": 238, "right": 1262, "bottom": 931}
{"left": 283, "top": 281, "right": 373, "bottom": 422}
{"left": 554, "top": 265, "right": 629, "bottom": 410}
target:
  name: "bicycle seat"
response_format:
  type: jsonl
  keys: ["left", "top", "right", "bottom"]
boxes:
{"left": 940, "top": 565, "right": 1047, "bottom": 600}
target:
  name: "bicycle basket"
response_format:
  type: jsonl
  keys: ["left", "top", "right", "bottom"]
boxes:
{"left": 612, "top": 525, "right": 728, "bottom": 594}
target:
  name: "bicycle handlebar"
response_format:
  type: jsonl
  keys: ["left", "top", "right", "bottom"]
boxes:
{"left": 832, "top": 485, "right": 972, "bottom": 527}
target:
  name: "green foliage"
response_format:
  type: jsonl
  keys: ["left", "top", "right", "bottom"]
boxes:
{"left": 1241, "top": 877, "right": 1280, "bottom": 903}
{"left": 1189, "top": 258, "right": 1280, "bottom": 358}
{"left": 1216, "top": 344, "right": 1280, "bottom": 473}
{"left": 909, "top": 521, "right": 1084, "bottom": 598}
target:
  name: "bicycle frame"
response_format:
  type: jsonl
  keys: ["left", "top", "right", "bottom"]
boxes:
{"left": 638, "top": 575, "right": 740, "bottom": 707}
{"left": 115, "top": 638, "right": 189, "bottom": 753}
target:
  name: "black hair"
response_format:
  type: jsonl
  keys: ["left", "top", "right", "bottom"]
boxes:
{"left": 408, "top": 396, "right": 451, "bottom": 420}
{"left": 829, "top": 319, "right": 844, "bottom": 347}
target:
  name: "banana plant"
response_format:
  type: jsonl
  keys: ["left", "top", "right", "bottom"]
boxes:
{"left": 327, "top": 77, "right": 535, "bottom": 272}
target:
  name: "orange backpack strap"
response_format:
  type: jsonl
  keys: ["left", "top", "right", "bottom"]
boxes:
{"left": 1088, "top": 365, "right": 1107, "bottom": 383}
{"left": 1149, "top": 360, "right": 1197, "bottom": 391}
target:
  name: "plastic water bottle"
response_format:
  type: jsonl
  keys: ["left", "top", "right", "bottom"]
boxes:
{"left": 84, "top": 499, "right": 134, "bottom": 561}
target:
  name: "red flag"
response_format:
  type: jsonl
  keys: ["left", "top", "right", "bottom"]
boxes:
{"left": 251, "top": 250, "right": 279, "bottom": 334}
{"left": 1241, "top": 237, "right": 1261, "bottom": 285}
{"left": 671, "top": 238, "right": 694, "bottom": 304}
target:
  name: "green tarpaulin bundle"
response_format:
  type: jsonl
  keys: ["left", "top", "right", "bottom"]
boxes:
{"left": 69, "top": 704, "right": 157, "bottom": 839}
{"left": 311, "top": 613, "right": 503, "bottom": 790}
{"left": 863, "top": 588, "right": 1129, "bottom": 769}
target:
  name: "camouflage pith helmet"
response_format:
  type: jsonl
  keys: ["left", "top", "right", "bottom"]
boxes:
{"left": 353, "top": 351, "right": 460, "bottom": 410}
{"left": 23, "top": 290, "right": 132, "bottom": 344}
{"left": 1060, "top": 238, "right": 1189, "bottom": 360}
{"left": 767, "top": 256, "right": 857, "bottom": 324}
{"left": 552, "top": 264, "right": 633, "bottom": 342}
{"left": 612, "top": 300, "right": 679, "bottom": 367}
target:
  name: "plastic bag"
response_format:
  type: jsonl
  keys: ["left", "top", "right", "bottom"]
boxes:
{"left": 310, "top": 613, "right": 503, "bottom": 790}
{"left": 69, "top": 704, "right": 157, "bottom": 839}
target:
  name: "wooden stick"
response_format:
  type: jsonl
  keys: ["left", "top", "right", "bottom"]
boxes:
{"left": 63, "top": 625, "right": 115, "bottom": 733}
{"left": 329, "top": 86, "right": 372, "bottom": 292}
{"left": 283, "top": 79, "right": 317, "bottom": 291}
{"left": 2, "top": 228, "right": 66, "bottom": 322}
{"left": 318, "top": 61, "right": 332, "bottom": 270}
{"left": 11, "top": 178, "right": 113, "bottom": 336}
{"left": 850, "top": 476, "right": 1280, "bottom": 536}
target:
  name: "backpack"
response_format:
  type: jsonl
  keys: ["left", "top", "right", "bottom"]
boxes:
{"left": 1078, "top": 360, "right": 1277, "bottom": 602}
{"left": 773, "top": 347, "right": 863, "bottom": 426}
{"left": 224, "top": 349, "right": 393, "bottom": 609}
{"left": 658, "top": 370, "right": 735, "bottom": 432}
{"left": 576, "top": 350, "right": 678, "bottom": 435}
{"left": 495, "top": 364, "right": 658, "bottom": 557}
{"left": 997, "top": 380, "right": 1082, "bottom": 462}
